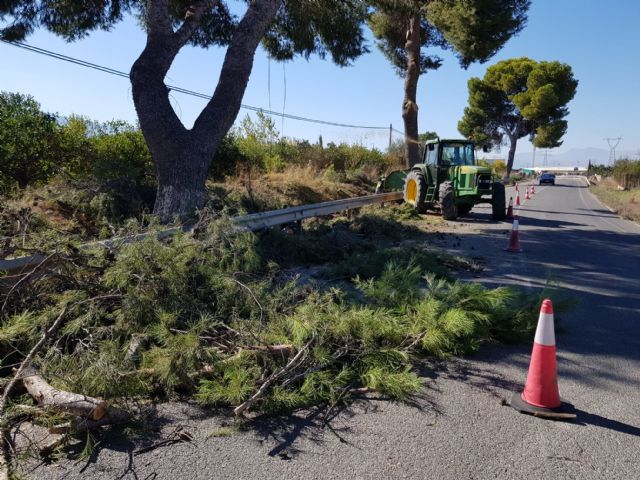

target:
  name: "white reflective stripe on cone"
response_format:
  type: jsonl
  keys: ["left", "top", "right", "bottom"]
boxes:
{"left": 533, "top": 312, "right": 556, "bottom": 346}
{"left": 513, "top": 220, "right": 519, "bottom": 230}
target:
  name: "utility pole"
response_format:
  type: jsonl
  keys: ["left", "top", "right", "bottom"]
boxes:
{"left": 532, "top": 146, "right": 536, "bottom": 168}
{"left": 604, "top": 137, "right": 622, "bottom": 164}
{"left": 388, "top": 124, "right": 393, "bottom": 152}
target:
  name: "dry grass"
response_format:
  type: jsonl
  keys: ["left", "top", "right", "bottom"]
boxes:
{"left": 590, "top": 177, "right": 640, "bottom": 222}
{"left": 209, "top": 166, "right": 372, "bottom": 213}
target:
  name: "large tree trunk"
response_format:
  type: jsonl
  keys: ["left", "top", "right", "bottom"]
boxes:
{"left": 402, "top": 14, "right": 421, "bottom": 169}
{"left": 505, "top": 135, "right": 518, "bottom": 179}
{"left": 130, "top": 0, "right": 281, "bottom": 221}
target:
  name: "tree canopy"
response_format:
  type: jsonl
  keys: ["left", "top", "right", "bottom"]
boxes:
{"left": 369, "top": 0, "right": 530, "bottom": 74}
{"left": 458, "top": 57, "right": 578, "bottom": 177}
{"left": 0, "top": 1, "right": 368, "bottom": 64}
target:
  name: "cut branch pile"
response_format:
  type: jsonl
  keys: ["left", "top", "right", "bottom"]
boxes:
{"left": 0, "top": 216, "right": 545, "bottom": 478}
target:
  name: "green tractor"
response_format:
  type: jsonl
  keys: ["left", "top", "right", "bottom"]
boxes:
{"left": 399, "top": 138, "right": 505, "bottom": 220}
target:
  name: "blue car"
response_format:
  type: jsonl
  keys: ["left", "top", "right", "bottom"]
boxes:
{"left": 539, "top": 173, "right": 556, "bottom": 185}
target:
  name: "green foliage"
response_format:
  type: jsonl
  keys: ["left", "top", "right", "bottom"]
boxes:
{"left": 236, "top": 113, "right": 284, "bottom": 171}
{"left": 587, "top": 163, "right": 613, "bottom": 176}
{"left": 209, "top": 132, "right": 247, "bottom": 179}
{"left": 0, "top": 91, "right": 60, "bottom": 190}
{"left": 324, "top": 244, "right": 477, "bottom": 282}
{"left": 458, "top": 57, "right": 578, "bottom": 176}
{"left": 197, "top": 354, "right": 261, "bottom": 406}
{"left": 369, "top": 0, "right": 529, "bottom": 165}
{"left": 210, "top": 113, "right": 392, "bottom": 177}
{"left": 1, "top": 1, "right": 369, "bottom": 70}
{"left": 1, "top": 212, "right": 548, "bottom": 421}
{"left": 369, "top": 0, "right": 530, "bottom": 76}
{"left": 361, "top": 366, "right": 421, "bottom": 400}
{"left": 426, "top": 0, "right": 530, "bottom": 67}
{"left": 355, "top": 260, "right": 423, "bottom": 307}
{"left": 612, "top": 159, "right": 640, "bottom": 189}
{"left": 368, "top": 6, "right": 445, "bottom": 76}
{"left": 262, "top": 0, "right": 370, "bottom": 66}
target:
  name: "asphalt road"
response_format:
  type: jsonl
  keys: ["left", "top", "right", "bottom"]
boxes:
{"left": 31, "top": 176, "right": 640, "bottom": 480}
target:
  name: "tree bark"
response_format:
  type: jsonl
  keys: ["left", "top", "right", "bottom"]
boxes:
{"left": 21, "top": 365, "right": 108, "bottom": 421}
{"left": 402, "top": 14, "right": 421, "bottom": 169}
{"left": 505, "top": 134, "right": 518, "bottom": 179}
{"left": 130, "top": 0, "right": 281, "bottom": 221}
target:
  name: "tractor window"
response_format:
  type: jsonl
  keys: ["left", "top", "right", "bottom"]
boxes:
{"left": 426, "top": 145, "right": 437, "bottom": 165}
{"left": 441, "top": 144, "right": 475, "bottom": 166}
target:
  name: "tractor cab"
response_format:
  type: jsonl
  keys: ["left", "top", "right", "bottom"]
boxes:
{"left": 423, "top": 139, "right": 493, "bottom": 195}
{"left": 402, "top": 138, "right": 505, "bottom": 220}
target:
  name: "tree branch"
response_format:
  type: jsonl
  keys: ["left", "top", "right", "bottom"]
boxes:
{"left": 233, "top": 336, "right": 313, "bottom": 417}
{"left": 146, "top": 0, "right": 173, "bottom": 37}
{"left": 192, "top": 0, "right": 281, "bottom": 145}
{"left": 173, "top": 1, "right": 221, "bottom": 47}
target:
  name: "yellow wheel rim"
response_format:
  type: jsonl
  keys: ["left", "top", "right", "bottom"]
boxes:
{"left": 406, "top": 178, "right": 417, "bottom": 204}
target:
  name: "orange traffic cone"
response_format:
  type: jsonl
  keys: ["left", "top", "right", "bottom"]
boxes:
{"left": 525, "top": 186, "right": 531, "bottom": 200}
{"left": 505, "top": 215, "right": 522, "bottom": 253}
{"left": 515, "top": 192, "right": 521, "bottom": 207}
{"left": 511, "top": 299, "right": 576, "bottom": 419}
{"left": 531, "top": 185, "right": 536, "bottom": 195}
{"left": 506, "top": 197, "right": 514, "bottom": 219}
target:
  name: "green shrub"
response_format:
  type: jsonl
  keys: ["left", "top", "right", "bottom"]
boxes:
{"left": 209, "top": 133, "right": 247, "bottom": 179}
{"left": 0, "top": 91, "right": 60, "bottom": 190}
{"left": 612, "top": 159, "right": 640, "bottom": 189}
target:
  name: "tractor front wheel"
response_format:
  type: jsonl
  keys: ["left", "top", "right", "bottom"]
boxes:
{"left": 403, "top": 170, "right": 428, "bottom": 213}
{"left": 439, "top": 181, "right": 458, "bottom": 220}
{"left": 457, "top": 204, "right": 473, "bottom": 216}
{"left": 491, "top": 182, "right": 506, "bottom": 220}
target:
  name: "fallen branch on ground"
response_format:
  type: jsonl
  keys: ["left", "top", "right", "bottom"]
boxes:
{"left": 21, "top": 365, "right": 108, "bottom": 421}
{"left": 233, "top": 337, "right": 313, "bottom": 417}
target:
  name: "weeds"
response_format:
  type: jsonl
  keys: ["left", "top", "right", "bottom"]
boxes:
{"left": 589, "top": 180, "right": 640, "bottom": 222}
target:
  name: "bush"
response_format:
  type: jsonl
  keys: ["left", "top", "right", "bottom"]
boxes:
{"left": 612, "top": 159, "right": 640, "bottom": 189}
{"left": 209, "top": 133, "right": 247, "bottom": 179}
{"left": 0, "top": 91, "right": 60, "bottom": 190}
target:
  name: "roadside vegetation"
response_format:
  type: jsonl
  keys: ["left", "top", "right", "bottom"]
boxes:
{"left": 0, "top": 92, "right": 402, "bottom": 251}
{"left": 588, "top": 160, "right": 640, "bottom": 222}
{"left": 0, "top": 91, "right": 558, "bottom": 468}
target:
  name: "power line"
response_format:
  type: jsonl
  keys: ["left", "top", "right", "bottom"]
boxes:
{"left": 2, "top": 39, "right": 390, "bottom": 131}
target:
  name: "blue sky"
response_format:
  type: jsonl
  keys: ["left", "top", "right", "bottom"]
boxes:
{"left": 1, "top": 1, "right": 639, "bottom": 166}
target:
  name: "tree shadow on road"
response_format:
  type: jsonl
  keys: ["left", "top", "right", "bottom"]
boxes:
{"left": 418, "top": 357, "right": 524, "bottom": 402}
{"left": 248, "top": 389, "right": 443, "bottom": 460}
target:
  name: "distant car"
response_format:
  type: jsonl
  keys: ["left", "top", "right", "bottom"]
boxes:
{"left": 539, "top": 173, "right": 556, "bottom": 185}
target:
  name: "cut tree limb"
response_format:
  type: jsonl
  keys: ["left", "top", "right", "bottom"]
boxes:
{"left": 21, "top": 365, "right": 108, "bottom": 421}
{"left": 49, "top": 406, "right": 130, "bottom": 435}
{"left": 233, "top": 338, "right": 313, "bottom": 417}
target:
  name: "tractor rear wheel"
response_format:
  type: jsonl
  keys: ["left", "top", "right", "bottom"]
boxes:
{"left": 403, "top": 170, "right": 428, "bottom": 213}
{"left": 439, "top": 181, "right": 458, "bottom": 220}
{"left": 491, "top": 182, "right": 506, "bottom": 220}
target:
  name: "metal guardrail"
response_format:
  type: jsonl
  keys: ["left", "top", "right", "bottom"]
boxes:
{"left": 1, "top": 191, "right": 404, "bottom": 272}
{"left": 234, "top": 191, "right": 403, "bottom": 230}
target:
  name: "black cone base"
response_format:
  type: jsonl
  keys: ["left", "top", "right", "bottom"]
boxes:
{"left": 510, "top": 392, "right": 577, "bottom": 420}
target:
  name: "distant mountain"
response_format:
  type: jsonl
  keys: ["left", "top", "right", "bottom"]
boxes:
{"left": 513, "top": 147, "right": 639, "bottom": 168}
